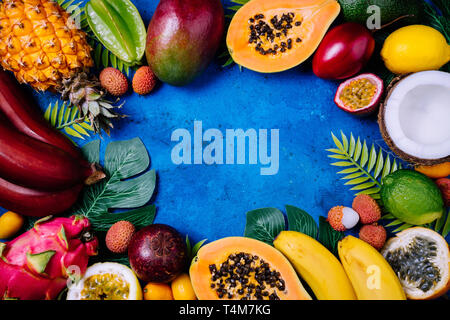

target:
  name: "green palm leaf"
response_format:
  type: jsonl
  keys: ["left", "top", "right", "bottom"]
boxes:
{"left": 57, "top": 0, "right": 133, "bottom": 74}
{"left": 44, "top": 100, "right": 94, "bottom": 140}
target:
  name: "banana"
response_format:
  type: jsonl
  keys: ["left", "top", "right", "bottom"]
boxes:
{"left": 274, "top": 231, "right": 357, "bottom": 300}
{"left": 338, "top": 236, "right": 406, "bottom": 300}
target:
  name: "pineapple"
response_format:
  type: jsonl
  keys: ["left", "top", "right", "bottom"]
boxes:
{"left": 0, "top": 0, "right": 123, "bottom": 133}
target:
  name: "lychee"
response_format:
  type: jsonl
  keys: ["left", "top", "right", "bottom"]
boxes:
{"left": 352, "top": 194, "right": 381, "bottom": 224}
{"left": 359, "top": 224, "right": 387, "bottom": 250}
{"left": 100, "top": 67, "right": 128, "bottom": 96}
{"left": 132, "top": 66, "right": 157, "bottom": 95}
{"left": 327, "top": 206, "right": 360, "bottom": 231}
{"left": 105, "top": 221, "right": 136, "bottom": 253}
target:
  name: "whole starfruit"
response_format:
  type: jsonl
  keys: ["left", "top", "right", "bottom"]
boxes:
{"left": 0, "top": 215, "right": 98, "bottom": 300}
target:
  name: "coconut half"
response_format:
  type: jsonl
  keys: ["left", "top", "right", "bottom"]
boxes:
{"left": 379, "top": 71, "right": 450, "bottom": 165}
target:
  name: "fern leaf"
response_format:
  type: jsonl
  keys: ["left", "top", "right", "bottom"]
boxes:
{"left": 45, "top": 100, "right": 93, "bottom": 139}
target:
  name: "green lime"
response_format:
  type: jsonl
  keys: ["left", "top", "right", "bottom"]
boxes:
{"left": 380, "top": 170, "right": 444, "bottom": 225}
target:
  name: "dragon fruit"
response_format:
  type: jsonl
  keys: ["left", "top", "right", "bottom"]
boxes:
{"left": 0, "top": 215, "right": 98, "bottom": 300}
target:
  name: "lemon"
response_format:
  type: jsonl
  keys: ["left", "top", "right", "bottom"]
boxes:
{"left": 381, "top": 25, "right": 450, "bottom": 74}
{"left": 171, "top": 273, "right": 197, "bottom": 300}
{"left": 0, "top": 211, "right": 24, "bottom": 239}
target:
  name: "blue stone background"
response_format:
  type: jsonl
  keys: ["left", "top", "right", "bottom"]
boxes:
{"left": 1, "top": 0, "right": 448, "bottom": 246}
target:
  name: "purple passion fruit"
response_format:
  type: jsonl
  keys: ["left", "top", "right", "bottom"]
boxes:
{"left": 334, "top": 73, "right": 383, "bottom": 116}
{"left": 128, "top": 224, "right": 187, "bottom": 283}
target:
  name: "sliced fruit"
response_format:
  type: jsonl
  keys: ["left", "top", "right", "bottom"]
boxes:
{"left": 338, "top": 236, "right": 406, "bottom": 300}
{"left": 415, "top": 162, "right": 450, "bottom": 179}
{"left": 335, "top": 74, "right": 383, "bottom": 116}
{"left": 274, "top": 231, "right": 356, "bottom": 300}
{"left": 190, "top": 237, "right": 311, "bottom": 300}
{"left": 380, "top": 170, "right": 444, "bottom": 225}
{"left": 226, "top": 0, "right": 340, "bottom": 73}
{"left": 381, "top": 227, "right": 450, "bottom": 300}
{"left": 67, "top": 262, "right": 142, "bottom": 300}
{"left": 379, "top": 71, "right": 450, "bottom": 165}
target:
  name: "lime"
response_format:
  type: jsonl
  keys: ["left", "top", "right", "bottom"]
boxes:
{"left": 380, "top": 170, "right": 444, "bottom": 225}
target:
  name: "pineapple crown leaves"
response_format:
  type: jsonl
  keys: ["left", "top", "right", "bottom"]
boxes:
{"left": 58, "top": 72, "right": 126, "bottom": 135}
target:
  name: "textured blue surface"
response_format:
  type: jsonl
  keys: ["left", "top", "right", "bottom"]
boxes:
{"left": 0, "top": 0, "right": 398, "bottom": 243}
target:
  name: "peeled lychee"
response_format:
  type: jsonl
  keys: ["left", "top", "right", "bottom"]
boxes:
{"left": 359, "top": 224, "right": 387, "bottom": 250}
{"left": 327, "top": 206, "right": 360, "bottom": 231}
{"left": 105, "top": 221, "right": 136, "bottom": 253}
{"left": 132, "top": 66, "right": 157, "bottom": 95}
{"left": 100, "top": 67, "right": 128, "bottom": 96}
{"left": 352, "top": 194, "right": 381, "bottom": 224}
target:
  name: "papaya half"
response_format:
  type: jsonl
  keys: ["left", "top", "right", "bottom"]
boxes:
{"left": 189, "top": 237, "right": 312, "bottom": 300}
{"left": 226, "top": 0, "right": 341, "bottom": 73}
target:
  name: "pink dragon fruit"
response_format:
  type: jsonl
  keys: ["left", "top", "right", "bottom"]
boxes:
{"left": 0, "top": 215, "right": 98, "bottom": 300}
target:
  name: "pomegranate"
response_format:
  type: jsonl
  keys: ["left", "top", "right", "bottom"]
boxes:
{"left": 313, "top": 23, "right": 375, "bottom": 80}
{"left": 334, "top": 73, "right": 383, "bottom": 116}
{"left": 128, "top": 224, "right": 187, "bottom": 283}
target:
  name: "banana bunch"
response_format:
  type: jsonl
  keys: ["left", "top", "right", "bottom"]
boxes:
{"left": 274, "top": 232, "right": 406, "bottom": 300}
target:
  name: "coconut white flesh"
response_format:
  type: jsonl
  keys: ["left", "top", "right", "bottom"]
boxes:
{"left": 382, "top": 228, "right": 449, "bottom": 299}
{"left": 384, "top": 71, "right": 450, "bottom": 160}
{"left": 67, "top": 262, "right": 140, "bottom": 300}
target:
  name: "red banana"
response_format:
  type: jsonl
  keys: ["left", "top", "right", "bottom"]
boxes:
{"left": 0, "top": 117, "right": 104, "bottom": 191}
{"left": 0, "top": 176, "right": 82, "bottom": 217}
{"left": 0, "top": 71, "right": 86, "bottom": 161}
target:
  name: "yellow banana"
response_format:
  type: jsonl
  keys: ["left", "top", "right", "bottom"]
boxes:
{"left": 274, "top": 231, "right": 357, "bottom": 300}
{"left": 338, "top": 236, "right": 406, "bottom": 300}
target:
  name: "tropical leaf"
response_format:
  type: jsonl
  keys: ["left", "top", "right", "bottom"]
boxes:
{"left": 72, "top": 138, "right": 157, "bottom": 228}
{"left": 327, "top": 131, "right": 403, "bottom": 197}
{"left": 57, "top": 0, "right": 133, "bottom": 74}
{"left": 44, "top": 100, "right": 93, "bottom": 140}
{"left": 244, "top": 208, "right": 286, "bottom": 245}
{"left": 286, "top": 205, "right": 318, "bottom": 239}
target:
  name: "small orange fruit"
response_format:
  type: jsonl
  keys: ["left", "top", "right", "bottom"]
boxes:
{"left": 171, "top": 273, "right": 197, "bottom": 300}
{"left": 143, "top": 282, "right": 173, "bottom": 300}
{"left": 132, "top": 66, "right": 157, "bottom": 95}
{"left": 0, "top": 211, "right": 24, "bottom": 239}
{"left": 415, "top": 162, "right": 450, "bottom": 179}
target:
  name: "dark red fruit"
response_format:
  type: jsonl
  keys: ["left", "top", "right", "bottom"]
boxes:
{"left": 334, "top": 73, "right": 383, "bottom": 116}
{"left": 313, "top": 22, "right": 375, "bottom": 80}
{"left": 128, "top": 224, "right": 187, "bottom": 283}
{"left": 435, "top": 178, "right": 450, "bottom": 207}
{"left": 146, "top": 0, "right": 225, "bottom": 86}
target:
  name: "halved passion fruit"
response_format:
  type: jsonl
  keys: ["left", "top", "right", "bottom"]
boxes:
{"left": 67, "top": 262, "right": 142, "bottom": 300}
{"left": 381, "top": 227, "right": 450, "bottom": 300}
{"left": 226, "top": 0, "right": 340, "bottom": 73}
{"left": 190, "top": 237, "right": 311, "bottom": 300}
{"left": 334, "top": 73, "right": 383, "bottom": 116}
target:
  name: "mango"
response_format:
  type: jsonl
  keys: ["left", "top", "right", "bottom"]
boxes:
{"left": 145, "top": 0, "right": 224, "bottom": 86}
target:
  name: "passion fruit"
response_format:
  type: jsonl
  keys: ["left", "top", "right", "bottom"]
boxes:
{"left": 128, "top": 224, "right": 187, "bottom": 283}
{"left": 67, "top": 262, "right": 142, "bottom": 300}
{"left": 381, "top": 227, "right": 450, "bottom": 300}
{"left": 334, "top": 73, "right": 383, "bottom": 116}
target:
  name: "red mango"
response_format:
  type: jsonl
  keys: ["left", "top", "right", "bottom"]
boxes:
{"left": 312, "top": 23, "right": 375, "bottom": 80}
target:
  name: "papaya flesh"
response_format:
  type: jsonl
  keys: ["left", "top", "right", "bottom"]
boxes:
{"left": 189, "top": 237, "right": 312, "bottom": 300}
{"left": 226, "top": 0, "right": 341, "bottom": 73}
